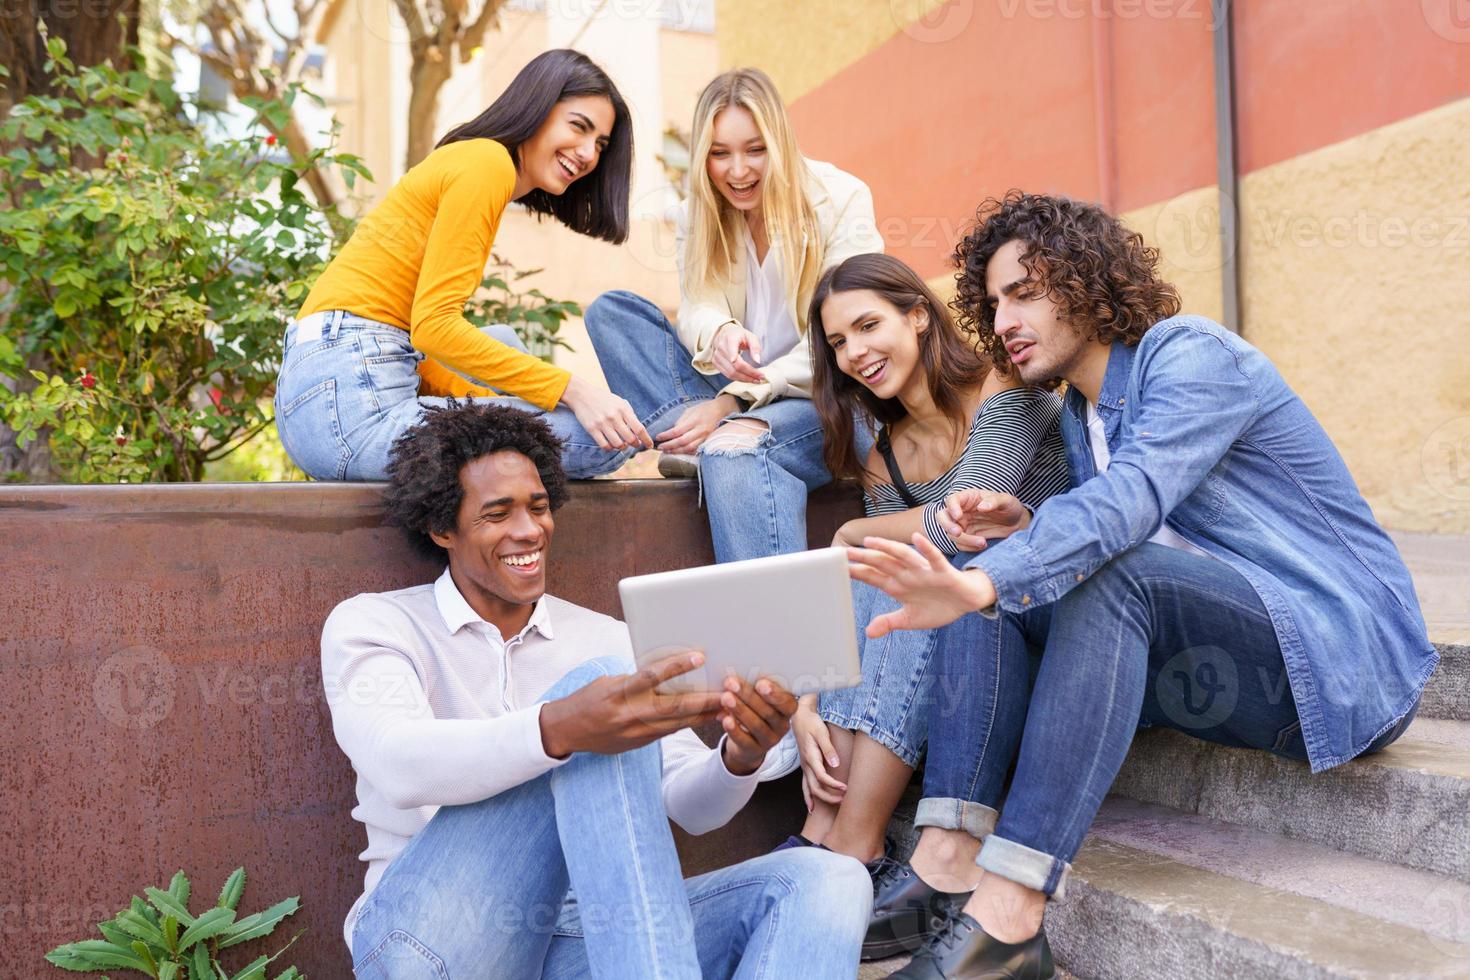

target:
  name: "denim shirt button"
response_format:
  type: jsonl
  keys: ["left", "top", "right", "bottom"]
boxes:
{"left": 1021, "top": 594, "right": 1032, "bottom": 605}
{"left": 1075, "top": 573, "right": 1084, "bottom": 582}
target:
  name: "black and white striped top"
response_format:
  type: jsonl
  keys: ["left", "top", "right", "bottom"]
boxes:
{"left": 864, "top": 387, "right": 1072, "bottom": 555}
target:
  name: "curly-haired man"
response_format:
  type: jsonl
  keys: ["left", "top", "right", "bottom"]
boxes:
{"left": 848, "top": 193, "right": 1435, "bottom": 979}
{"left": 322, "top": 401, "right": 870, "bottom": 978}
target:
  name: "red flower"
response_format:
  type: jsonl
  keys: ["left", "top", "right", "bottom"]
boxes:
{"left": 115, "top": 436, "right": 127, "bottom": 447}
{"left": 80, "top": 372, "right": 96, "bottom": 389}
{"left": 265, "top": 133, "right": 278, "bottom": 146}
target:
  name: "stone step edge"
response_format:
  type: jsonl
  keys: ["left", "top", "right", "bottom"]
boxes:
{"left": 1421, "top": 640, "right": 1469, "bottom": 721}
{"left": 1051, "top": 836, "right": 1470, "bottom": 979}
{"left": 1110, "top": 719, "right": 1470, "bottom": 882}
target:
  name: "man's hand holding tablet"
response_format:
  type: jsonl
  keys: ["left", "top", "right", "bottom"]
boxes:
{"left": 538, "top": 648, "right": 799, "bottom": 776}
{"left": 716, "top": 674, "right": 799, "bottom": 776}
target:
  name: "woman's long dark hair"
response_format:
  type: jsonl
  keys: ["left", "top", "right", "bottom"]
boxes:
{"left": 437, "top": 49, "right": 632, "bottom": 244}
{"left": 809, "top": 254, "right": 990, "bottom": 485}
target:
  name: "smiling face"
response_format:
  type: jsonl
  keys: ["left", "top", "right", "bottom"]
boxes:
{"left": 519, "top": 94, "right": 614, "bottom": 196}
{"left": 821, "top": 288, "right": 930, "bottom": 404}
{"left": 430, "top": 450, "right": 554, "bottom": 633}
{"left": 705, "top": 106, "right": 768, "bottom": 212}
{"left": 984, "top": 239, "right": 1089, "bottom": 386}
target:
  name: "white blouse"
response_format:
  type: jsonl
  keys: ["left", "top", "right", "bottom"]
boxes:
{"left": 742, "top": 229, "right": 801, "bottom": 365}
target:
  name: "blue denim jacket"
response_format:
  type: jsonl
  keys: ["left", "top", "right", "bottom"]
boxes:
{"left": 967, "top": 315, "right": 1436, "bottom": 772}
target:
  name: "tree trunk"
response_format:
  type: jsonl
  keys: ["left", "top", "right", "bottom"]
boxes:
{"left": 405, "top": 52, "right": 454, "bottom": 171}
{"left": 0, "top": 0, "right": 141, "bottom": 112}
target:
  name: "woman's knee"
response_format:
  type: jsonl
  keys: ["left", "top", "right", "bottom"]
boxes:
{"left": 698, "top": 418, "right": 770, "bottom": 459}
{"left": 584, "top": 290, "right": 660, "bottom": 335}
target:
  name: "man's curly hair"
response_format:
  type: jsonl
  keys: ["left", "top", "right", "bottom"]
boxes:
{"left": 382, "top": 400, "right": 570, "bottom": 562}
{"left": 952, "top": 192, "right": 1181, "bottom": 377}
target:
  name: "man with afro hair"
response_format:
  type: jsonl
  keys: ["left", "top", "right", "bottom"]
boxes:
{"left": 322, "top": 400, "right": 871, "bottom": 978}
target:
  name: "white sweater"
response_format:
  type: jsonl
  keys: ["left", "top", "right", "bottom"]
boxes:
{"left": 322, "top": 569, "right": 780, "bottom": 950}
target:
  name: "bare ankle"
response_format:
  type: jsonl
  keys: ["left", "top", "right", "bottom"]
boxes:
{"left": 909, "top": 828, "right": 983, "bottom": 892}
{"left": 963, "top": 874, "right": 1044, "bottom": 943}
{"left": 820, "top": 826, "right": 884, "bottom": 864}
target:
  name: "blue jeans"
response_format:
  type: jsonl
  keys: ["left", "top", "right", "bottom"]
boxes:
{"left": 350, "top": 656, "right": 871, "bottom": 979}
{"left": 818, "top": 580, "right": 983, "bottom": 768}
{"left": 273, "top": 312, "right": 636, "bottom": 480}
{"left": 585, "top": 290, "right": 872, "bottom": 563}
{"left": 918, "top": 543, "right": 1419, "bottom": 898}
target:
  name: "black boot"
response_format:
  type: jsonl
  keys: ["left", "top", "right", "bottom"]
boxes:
{"left": 862, "top": 858, "right": 973, "bottom": 961}
{"left": 891, "top": 911, "right": 1055, "bottom": 979}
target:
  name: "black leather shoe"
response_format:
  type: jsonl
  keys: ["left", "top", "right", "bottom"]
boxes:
{"left": 890, "top": 911, "right": 1055, "bottom": 979}
{"left": 862, "top": 858, "right": 973, "bottom": 961}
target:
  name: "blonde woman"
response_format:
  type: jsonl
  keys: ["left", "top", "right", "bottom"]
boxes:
{"left": 584, "top": 67, "right": 883, "bottom": 561}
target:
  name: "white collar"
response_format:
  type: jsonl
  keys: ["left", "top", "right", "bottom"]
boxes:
{"left": 433, "top": 567, "right": 554, "bottom": 642}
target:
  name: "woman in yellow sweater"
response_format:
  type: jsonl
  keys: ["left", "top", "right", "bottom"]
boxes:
{"left": 275, "top": 49, "right": 653, "bottom": 481}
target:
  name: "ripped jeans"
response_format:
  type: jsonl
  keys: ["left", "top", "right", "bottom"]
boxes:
{"left": 585, "top": 290, "right": 871, "bottom": 562}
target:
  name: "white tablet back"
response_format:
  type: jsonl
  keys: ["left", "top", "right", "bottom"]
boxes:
{"left": 618, "top": 547, "right": 863, "bottom": 696}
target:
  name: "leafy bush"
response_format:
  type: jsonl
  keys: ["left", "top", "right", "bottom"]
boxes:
{"left": 466, "top": 256, "right": 582, "bottom": 361}
{"left": 45, "top": 867, "right": 301, "bottom": 979}
{"left": 0, "top": 35, "right": 367, "bottom": 482}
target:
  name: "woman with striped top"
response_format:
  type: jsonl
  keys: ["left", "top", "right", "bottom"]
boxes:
{"left": 780, "top": 253, "right": 1069, "bottom": 961}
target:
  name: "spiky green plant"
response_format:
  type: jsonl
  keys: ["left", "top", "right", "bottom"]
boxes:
{"left": 45, "top": 868, "right": 302, "bottom": 979}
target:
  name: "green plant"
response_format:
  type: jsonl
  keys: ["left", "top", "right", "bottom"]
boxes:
{"left": 45, "top": 868, "right": 302, "bottom": 979}
{"left": 0, "top": 33, "right": 368, "bottom": 482}
{"left": 464, "top": 255, "right": 582, "bottom": 362}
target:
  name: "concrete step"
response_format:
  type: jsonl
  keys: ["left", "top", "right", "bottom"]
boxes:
{"left": 1421, "top": 640, "right": 1470, "bottom": 721}
{"left": 1109, "top": 717, "right": 1470, "bottom": 883}
{"left": 1048, "top": 798, "right": 1470, "bottom": 979}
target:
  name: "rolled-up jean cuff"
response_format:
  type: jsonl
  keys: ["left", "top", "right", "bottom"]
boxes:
{"left": 976, "top": 834, "right": 1071, "bottom": 901}
{"left": 914, "top": 797, "right": 998, "bottom": 840}
{"left": 819, "top": 712, "right": 924, "bottom": 769}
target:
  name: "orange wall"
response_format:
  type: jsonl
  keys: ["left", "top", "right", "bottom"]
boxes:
{"left": 784, "top": 0, "right": 1470, "bottom": 279}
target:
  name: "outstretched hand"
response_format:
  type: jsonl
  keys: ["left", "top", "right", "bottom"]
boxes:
{"left": 539, "top": 650, "right": 723, "bottom": 758}
{"left": 847, "top": 534, "right": 998, "bottom": 638}
{"left": 938, "top": 490, "right": 1029, "bottom": 552}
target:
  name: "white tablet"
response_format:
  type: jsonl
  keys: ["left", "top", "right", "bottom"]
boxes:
{"left": 618, "top": 547, "right": 863, "bottom": 696}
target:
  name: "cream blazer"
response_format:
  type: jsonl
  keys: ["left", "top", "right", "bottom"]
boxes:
{"left": 672, "top": 159, "right": 884, "bottom": 407}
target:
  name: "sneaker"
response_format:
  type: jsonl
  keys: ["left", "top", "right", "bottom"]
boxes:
{"left": 657, "top": 452, "right": 698, "bottom": 478}
{"left": 771, "top": 834, "right": 828, "bottom": 853}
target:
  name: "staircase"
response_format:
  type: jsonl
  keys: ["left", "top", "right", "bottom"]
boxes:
{"left": 868, "top": 532, "right": 1470, "bottom": 979}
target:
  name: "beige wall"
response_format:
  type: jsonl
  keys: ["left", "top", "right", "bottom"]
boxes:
{"left": 1233, "top": 99, "right": 1470, "bottom": 534}
{"left": 1123, "top": 99, "right": 1470, "bottom": 534}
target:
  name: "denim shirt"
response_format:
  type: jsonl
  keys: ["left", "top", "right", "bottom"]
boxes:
{"left": 966, "top": 315, "right": 1436, "bottom": 772}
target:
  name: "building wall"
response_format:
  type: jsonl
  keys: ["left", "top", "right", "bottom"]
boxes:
{"left": 719, "top": 0, "right": 1470, "bottom": 533}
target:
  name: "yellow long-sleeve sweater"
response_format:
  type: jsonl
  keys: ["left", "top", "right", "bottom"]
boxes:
{"left": 297, "top": 139, "right": 571, "bottom": 410}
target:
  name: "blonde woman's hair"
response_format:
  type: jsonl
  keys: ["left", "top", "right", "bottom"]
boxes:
{"left": 685, "top": 68, "right": 822, "bottom": 321}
